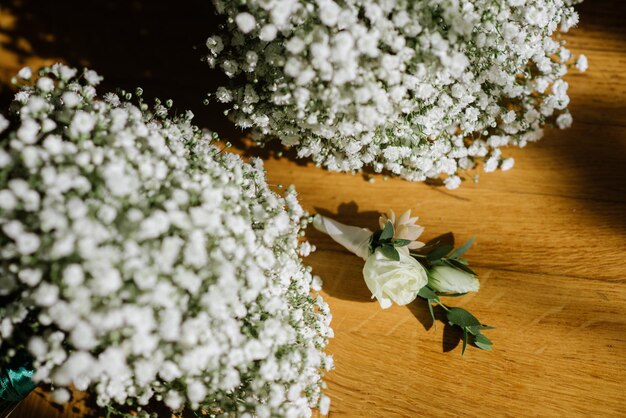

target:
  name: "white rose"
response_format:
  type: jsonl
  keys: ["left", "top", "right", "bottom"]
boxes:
{"left": 363, "top": 248, "right": 427, "bottom": 309}
{"left": 428, "top": 266, "right": 480, "bottom": 293}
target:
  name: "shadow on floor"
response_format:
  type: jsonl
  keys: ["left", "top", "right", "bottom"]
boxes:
{"left": 0, "top": 0, "right": 241, "bottom": 140}
{"left": 575, "top": 0, "right": 626, "bottom": 42}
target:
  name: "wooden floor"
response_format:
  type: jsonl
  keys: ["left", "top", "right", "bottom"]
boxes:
{"left": 1, "top": 1, "right": 625, "bottom": 417}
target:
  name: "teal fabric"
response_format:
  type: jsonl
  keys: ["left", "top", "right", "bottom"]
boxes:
{"left": 0, "top": 357, "right": 36, "bottom": 402}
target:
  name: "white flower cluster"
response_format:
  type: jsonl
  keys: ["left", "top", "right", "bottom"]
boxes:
{"left": 0, "top": 65, "right": 332, "bottom": 417}
{"left": 207, "top": 0, "right": 586, "bottom": 188}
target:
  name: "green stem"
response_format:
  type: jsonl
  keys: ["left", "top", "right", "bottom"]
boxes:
{"left": 433, "top": 299, "right": 450, "bottom": 311}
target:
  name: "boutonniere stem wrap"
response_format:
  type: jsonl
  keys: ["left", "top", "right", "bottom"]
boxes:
{"left": 314, "top": 210, "right": 494, "bottom": 354}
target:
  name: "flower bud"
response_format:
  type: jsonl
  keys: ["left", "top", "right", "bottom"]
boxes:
{"left": 428, "top": 266, "right": 480, "bottom": 293}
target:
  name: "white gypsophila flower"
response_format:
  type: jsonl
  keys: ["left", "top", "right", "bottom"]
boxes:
{"left": 575, "top": 54, "right": 588, "bottom": 72}
{"left": 0, "top": 115, "right": 8, "bottom": 134}
{"left": 83, "top": 69, "right": 102, "bottom": 86}
{"left": 500, "top": 157, "right": 515, "bottom": 171}
{"left": 52, "top": 388, "right": 71, "bottom": 404}
{"left": 36, "top": 77, "right": 54, "bottom": 93}
{"left": 0, "top": 65, "right": 332, "bottom": 418}
{"left": 208, "top": 0, "right": 586, "bottom": 185}
{"left": 235, "top": 12, "right": 256, "bottom": 33}
{"left": 556, "top": 113, "right": 574, "bottom": 129}
{"left": 18, "top": 67, "right": 33, "bottom": 80}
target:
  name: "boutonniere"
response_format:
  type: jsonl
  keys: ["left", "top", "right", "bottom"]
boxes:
{"left": 314, "top": 210, "right": 494, "bottom": 354}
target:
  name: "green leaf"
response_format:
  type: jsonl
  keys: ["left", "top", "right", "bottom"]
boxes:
{"left": 447, "top": 307, "right": 481, "bottom": 328}
{"left": 393, "top": 239, "right": 412, "bottom": 247}
{"left": 445, "top": 258, "right": 477, "bottom": 275}
{"left": 461, "top": 327, "right": 468, "bottom": 355}
{"left": 380, "top": 221, "right": 394, "bottom": 241}
{"left": 467, "top": 324, "right": 496, "bottom": 335}
{"left": 427, "top": 244, "right": 454, "bottom": 261}
{"left": 426, "top": 300, "right": 436, "bottom": 327}
{"left": 413, "top": 232, "right": 455, "bottom": 255}
{"left": 417, "top": 287, "right": 439, "bottom": 327}
{"left": 473, "top": 333, "right": 494, "bottom": 351}
{"left": 417, "top": 286, "right": 440, "bottom": 302}
{"left": 474, "top": 340, "right": 493, "bottom": 351}
{"left": 474, "top": 333, "right": 493, "bottom": 346}
{"left": 368, "top": 230, "right": 382, "bottom": 253}
{"left": 449, "top": 236, "right": 476, "bottom": 259}
{"left": 428, "top": 232, "right": 455, "bottom": 247}
{"left": 380, "top": 244, "right": 400, "bottom": 261}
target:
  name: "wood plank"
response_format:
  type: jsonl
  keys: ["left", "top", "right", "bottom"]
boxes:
{"left": 12, "top": 390, "right": 88, "bottom": 418}
{"left": 315, "top": 266, "right": 625, "bottom": 417}
{"left": 474, "top": 124, "right": 626, "bottom": 203}
{"left": 1, "top": 0, "right": 625, "bottom": 417}
{"left": 565, "top": 49, "right": 626, "bottom": 127}
{"left": 259, "top": 156, "right": 626, "bottom": 281}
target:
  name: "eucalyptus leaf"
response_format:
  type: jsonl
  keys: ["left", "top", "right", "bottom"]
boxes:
{"left": 474, "top": 341, "right": 493, "bottom": 351}
{"left": 467, "top": 324, "right": 496, "bottom": 335}
{"left": 461, "top": 327, "right": 468, "bottom": 355}
{"left": 449, "top": 236, "right": 476, "bottom": 259}
{"left": 427, "top": 244, "right": 454, "bottom": 261}
{"left": 369, "top": 230, "right": 383, "bottom": 252}
{"left": 380, "top": 221, "right": 395, "bottom": 241}
{"left": 427, "top": 300, "right": 436, "bottom": 327}
{"left": 413, "top": 232, "right": 455, "bottom": 255}
{"left": 417, "top": 285, "right": 439, "bottom": 301}
{"left": 428, "top": 232, "right": 455, "bottom": 247}
{"left": 380, "top": 244, "right": 400, "bottom": 261}
{"left": 413, "top": 257, "right": 432, "bottom": 271}
{"left": 447, "top": 307, "right": 481, "bottom": 328}
{"left": 445, "top": 258, "right": 477, "bottom": 275}
{"left": 370, "top": 230, "right": 382, "bottom": 244}
{"left": 474, "top": 333, "right": 493, "bottom": 346}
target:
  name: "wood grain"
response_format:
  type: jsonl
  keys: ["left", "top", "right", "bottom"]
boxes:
{"left": 1, "top": 1, "right": 625, "bottom": 417}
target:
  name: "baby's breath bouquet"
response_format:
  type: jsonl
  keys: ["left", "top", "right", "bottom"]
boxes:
{"left": 0, "top": 65, "right": 332, "bottom": 417}
{"left": 207, "top": 0, "right": 587, "bottom": 188}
